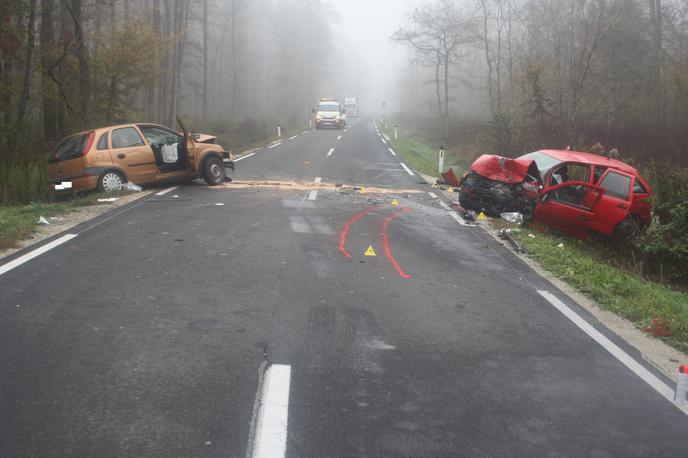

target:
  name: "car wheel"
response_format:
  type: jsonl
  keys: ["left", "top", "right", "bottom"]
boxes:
{"left": 521, "top": 201, "right": 537, "bottom": 222}
{"left": 614, "top": 216, "right": 640, "bottom": 239}
{"left": 98, "top": 171, "right": 124, "bottom": 193}
{"left": 203, "top": 156, "right": 226, "bottom": 186}
{"left": 459, "top": 194, "right": 479, "bottom": 212}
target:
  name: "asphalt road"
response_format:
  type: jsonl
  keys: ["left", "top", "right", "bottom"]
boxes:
{"left": 1, "top": 117, "right": 687, "bottom": 457}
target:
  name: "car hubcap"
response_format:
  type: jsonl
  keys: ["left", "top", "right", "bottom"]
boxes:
{"left": 102, "top": 173, "right": 123, "bottom": 192}
{"left": 210, "top": 163, "right": 222, "bottom": 181}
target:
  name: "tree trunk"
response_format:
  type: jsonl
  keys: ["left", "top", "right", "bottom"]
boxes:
{"left": 40, "top": 0, "right": 57, "bottom": 140}
{"left": 16, "top": 0, "right": 38, "bottom": 128}
{"left": 202, "top": 0, "right": 209, "bottom": 121}
{"left": 71, "top": 0, "right": 90, "bottom": 127}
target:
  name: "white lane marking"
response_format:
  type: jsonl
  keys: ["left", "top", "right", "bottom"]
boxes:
{"left": 437, "top": 200, "right": 469, "bottom": 225}
{"left": 388, "top": 147, "right": 397, "bottom": 156}
{"left": 337, "top": 135, "right": 342, "bottom": 140}
{"left": 327, "top": 148, "right": 334, "bottom": 157}
{"left": 267, "top": 142, "right": 281, "bottom": 149}
{"left": 309, "top": 217, "right": 334, "bottom": 235}
{"left": 308, "top": 177, "right": 322, "bottom": 201}
{"left": 302, "top": 130, "right": 309, "bottom": 134}
{"left": 155, "top": 186, "right": 178, "bottom": 196}
{"left": 0, "top": 234, "right": 78, "bottom": 277}
{"left": 428, "top": 192, "right": 439, "bottom": 199}
{"left": 537, "top": 290, "right": 688, "bottom": 416}
{"left": 234, "top": 152, "right": 256, "bottom": 162}
{"left": 381, "top": 139, "right": 387, "bottom": 145}
{"left": 400, "top": 162, "right": 414, "bottom": 176}
{"left": 290, "top": 216, "right": 312, "bottom": 233}
{"left": 288, "top": 135, "right": 298, "bottom": 140}
{"left": 251, "top": 364, "right": 292, "bottom": 458}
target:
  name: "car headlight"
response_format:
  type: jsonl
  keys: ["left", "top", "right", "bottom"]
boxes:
{"left": 316, "top": 114, "right": 322, "bottom": 120}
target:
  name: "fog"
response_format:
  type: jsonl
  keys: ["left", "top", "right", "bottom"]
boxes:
{"left": 323, "top": 0, "right": 426, "bottom": 114}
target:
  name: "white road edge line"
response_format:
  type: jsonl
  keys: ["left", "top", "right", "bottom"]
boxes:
{"left": 537, "top": 290, "right": 688, "bottom": 416}
{"left": 155, "top": 186, "right": 178, "bottom": 196}
{"left": 381, "top": 139, "right": 387, "bottom": 145}
{"left": 267, "top": 143, "right": 281, "bottom": 149}
{"left": 234, "top": 152, "right": 256, "bottom": 162}
{"left": 309, "top": 177, "right": 322, "bottom": 201}
{"left": 437, "top": 199, "right": 469, "bottom": 226}
{"left": 327, "top": 148, "right": 334, "bottom": 157}
{"left": 400, "top": 162, "right": 415, "bottom": 176}
{"left": 251, "top": 364, "right": 292, "bottom": 458}
{"left": 0, "top": 234, "right": 78, "bottom": 277}
{"left": 388, "top": 147, "right": 397, "bottom": 156}
{"left": 337, "top": 135, "right": 342, "bottom": 140}
{"left": 428, "top": 192, "right": 439, "bottom": 199}
{"left": 288, "top": 135, "right": 298, "bottom": 140}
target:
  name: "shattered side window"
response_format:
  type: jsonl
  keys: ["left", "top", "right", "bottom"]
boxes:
{"left": 139, "top": 126, "right": 182, "bottom": 145}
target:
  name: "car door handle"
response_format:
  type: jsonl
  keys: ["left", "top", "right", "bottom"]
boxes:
{"left": 616, "top": 203, "right": 628, "bottom": 209}
{"left": 117, "top": 153, "right": 125, "bottom": 159}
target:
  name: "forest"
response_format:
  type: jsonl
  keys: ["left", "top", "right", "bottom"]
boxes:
{"left": 392, "top": 0, "right": 688, "bottom": 284}
{"left": 0, "top": 0, "right": 334, "bottom": 203}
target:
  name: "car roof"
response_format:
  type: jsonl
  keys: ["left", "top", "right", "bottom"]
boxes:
{"left": 537, "top": 149, "right": 638, "bottom": 174}
{"left": 59, "top": 123, "right": 173, "bottom": 139}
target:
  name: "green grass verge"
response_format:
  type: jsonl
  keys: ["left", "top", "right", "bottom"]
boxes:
{"left": 510, "top": 227, "right": 688, "bottom": 352}
{"left": 0, "top": 191, "right": 128, "bottom": 250}
{"left": 375, "top": 118, "right": 470, "bottom": 178}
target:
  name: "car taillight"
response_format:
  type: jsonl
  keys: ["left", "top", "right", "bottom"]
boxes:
{"left": 82, "top": 131, "right": 95, "bottom": 156}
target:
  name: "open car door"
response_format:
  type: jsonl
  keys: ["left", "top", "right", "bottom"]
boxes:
{"left": 176, "top": 117, "right": 197, "bottom": 173}
{"left": 588, "top": 169, "right": 634, "bottom": 236}
{"left": 534, "top": 181, "right": 605, "bottom": 239}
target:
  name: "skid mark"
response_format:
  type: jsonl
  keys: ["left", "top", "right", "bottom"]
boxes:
{"left": 381, "top": 209, "right": 413, "bottom": 279}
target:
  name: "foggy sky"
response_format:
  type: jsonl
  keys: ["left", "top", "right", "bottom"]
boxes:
{"left": 324, "top": 0, "right": 426, "bottom": 114}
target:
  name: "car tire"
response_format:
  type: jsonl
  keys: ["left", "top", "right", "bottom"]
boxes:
{"left": 614, "top": 216, "right": 640, "bottom": 239}
{"left": 97, "top": 170, "right": 125, "bottom": 193}
{"left": 521, "top": 201, "right": 537, "bottom": 222}
{"left": 203, "top": 156, "right": 226, "bottom": 186}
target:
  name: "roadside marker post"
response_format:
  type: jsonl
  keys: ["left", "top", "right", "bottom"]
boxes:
{"left": 675, "top": 365, "right": 688, "bottom": 405}
{"left": 394, "top": 125, "right": 398, "bottom": 140}
{"left": 277, "top": 125, "right": 282, "bottom": 138}
{"left": 439, "top": 145, "right": 445, "bottom": 175}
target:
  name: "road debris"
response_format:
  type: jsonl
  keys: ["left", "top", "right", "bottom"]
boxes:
{"left": 37, "top": 216, "right": 50, "bottom": 225}
{"left": 124, "top": 182, "right": 143, "bottom": 192}
{"left": 97, "top": 197, "right": 119, "bottom": 203}
{"left": 501, "top": 212, "right": 524, "bottom": 225}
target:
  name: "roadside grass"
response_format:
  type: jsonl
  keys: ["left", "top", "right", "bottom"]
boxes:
{"left": 0, "top": 190, "right": 128, "bottom": 250}
{"left": 375, "top": 118, "right": 470, "bottom": 178}
{"left": 507, "top": 224, "right": 688, "bottom": 353}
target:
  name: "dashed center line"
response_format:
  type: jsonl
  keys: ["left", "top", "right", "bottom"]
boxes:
{"left": 308, "top": 177, "right": 322, "bottom": 200}
{"left": 337, "top": 135, "right": 342, "bottom": 140}
{"left": 388, "top": 147, "right": 397, "bottom": 156}
{"left": 250, "top": 364, "right": 292, "bottom": 458}
{"left": 327, "top": 148, "right": 334, "bottom": 157}
{"left": 400, "top": 162, "right": 415, "bottom": 176}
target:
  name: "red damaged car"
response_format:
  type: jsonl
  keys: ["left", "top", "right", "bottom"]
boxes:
{"left": 458, "top": 149, "right": 653, "bottom": 239}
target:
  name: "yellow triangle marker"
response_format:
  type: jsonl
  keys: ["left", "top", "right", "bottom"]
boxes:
{"left": 447, "top": 187, "right": 454, "bottom": 193}
{"left": 478, "top": 212, "right": 487, "bottom": 220}
{"left": 359, "top": 187, "right": 367, "bottom": 194}
{"left": 391, "top": 198, "right": 399, "bottom": 206}
{"left": 364, "top": 246, "right": 377, "bottom": 256}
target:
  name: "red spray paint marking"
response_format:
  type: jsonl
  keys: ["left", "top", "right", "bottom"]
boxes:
{"left": 381, "top": 208, "right": 413, "bottom": 279}
{"left": 339, "top": 206, "right": 376, "bottom": 258}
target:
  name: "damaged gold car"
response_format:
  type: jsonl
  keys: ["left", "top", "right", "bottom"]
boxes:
{"left": 48, "top": 118, "right": 234, "bottom": 192}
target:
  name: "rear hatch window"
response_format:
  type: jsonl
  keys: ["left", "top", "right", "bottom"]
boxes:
{"left": 49, "top": 133, "right": 90, "bottom": 163}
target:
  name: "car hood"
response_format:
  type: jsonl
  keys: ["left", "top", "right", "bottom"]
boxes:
{"left": 194, "top": 133, "right": 216, "bottom": 144}
{"left": 470, "top": 154, "right": 535, "bottom": 184}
